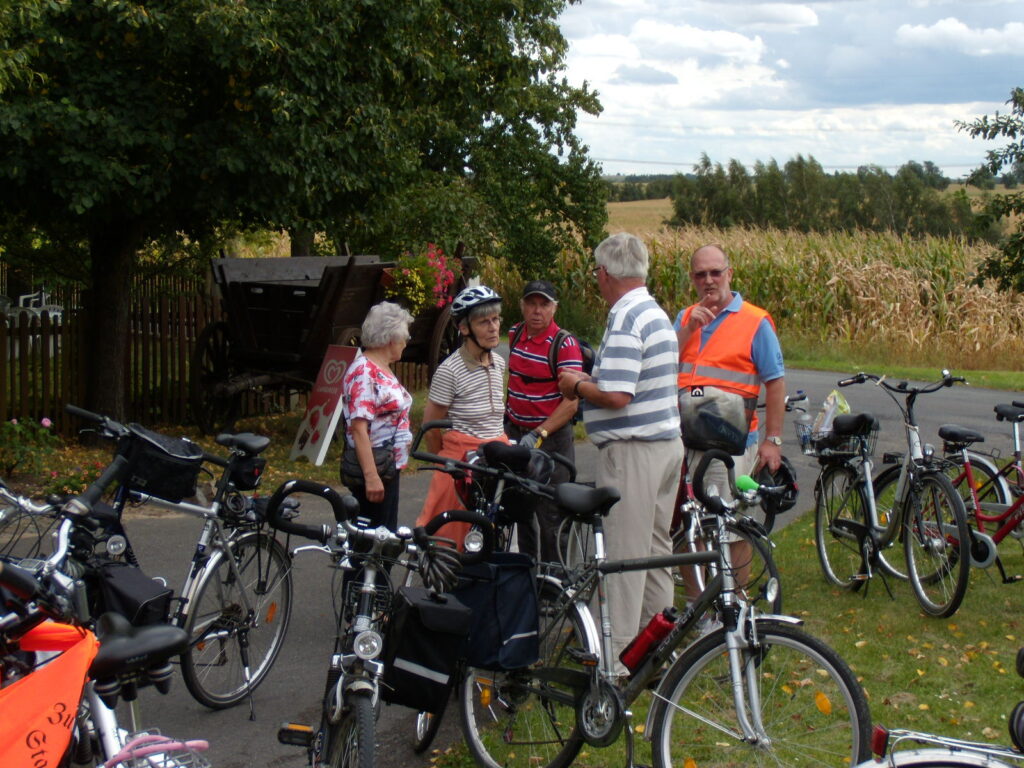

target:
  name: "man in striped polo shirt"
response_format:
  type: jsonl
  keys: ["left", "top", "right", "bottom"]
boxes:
{"left": 557, "top": 233, "right": 683, "bottom": 671}
{"left": 506, "top": 279, "right": 583, "bottom": 562}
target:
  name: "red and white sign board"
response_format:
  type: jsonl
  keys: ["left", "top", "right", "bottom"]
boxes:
{"left": 289, "top": 345, "right": 359, "bottom": 465}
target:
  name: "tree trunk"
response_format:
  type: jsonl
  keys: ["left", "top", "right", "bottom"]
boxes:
{"left": 289, "top": 228, "right": 315, "bottom": 257}
{"left": 84, "top": 225, "right": 142, "bottom": 419}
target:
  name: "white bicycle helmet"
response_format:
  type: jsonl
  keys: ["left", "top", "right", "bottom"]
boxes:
{"left": 450, "top": 285, "right": 501, "bottom": 321}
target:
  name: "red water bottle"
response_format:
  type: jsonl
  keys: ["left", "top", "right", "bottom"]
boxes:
{"left": 619, "top": 607, "right": 679, "bottom": 672}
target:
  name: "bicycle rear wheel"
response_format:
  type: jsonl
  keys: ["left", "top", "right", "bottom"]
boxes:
{"left": 871, "top": 466, "right": 911, "bottom": 580}
{"left": 650, "top": 621, "right": 871, "bottom": 768}
{"left": 944, "top": 453, "right": 1010, "bottom": 515}
{"left": 904, "top": 472, "right": 971, "bottom": 618}
{"left": 180, "top": 531, "right": 293, "bottom": 708}
{"left": 459, "top": 579, "right": 594, "bottom": 768}
{"left": 814, "top": 465, "right": 870, "bottom": 589}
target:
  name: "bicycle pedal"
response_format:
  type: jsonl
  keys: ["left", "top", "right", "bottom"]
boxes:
{"left": 852, "top": 574, "right": 870, "bottom": 582}
{"left": 566, "top": 647, "right": 599, "bottom": 666}
{"left": 278, "top": 722, "right": 315, "bottom": 747}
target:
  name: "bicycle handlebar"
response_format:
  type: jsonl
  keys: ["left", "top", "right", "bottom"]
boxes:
{"left": 264, "top": 479, "right": 346, "bottom": 544}
{"left": 0, "top": 559, "right": 44, "bottom": 602}
{"left": 63, "top": 454, "right": 129, "bottom": 516}
{"left": 690, "top": 449, "right": 736, "bottom": 514}
{"left": 64, "top": 403, "right": 129, "bottom": 439}
{"left": 838, "top": 370, "right": 965, "bottom": 394}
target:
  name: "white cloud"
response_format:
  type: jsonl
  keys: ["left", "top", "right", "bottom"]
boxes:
{"left": 630, "top": 19, "right": 766, "bottom": 64}
{"left": 896, "top": 17, "right": 1024, "bottom": 56}
{"left": 713, "top": 3, "right": 819, "bottom": 32}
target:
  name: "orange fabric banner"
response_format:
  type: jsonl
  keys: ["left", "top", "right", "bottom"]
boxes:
{"left": 0, "top": 622, "right": 99, "bottom": 768}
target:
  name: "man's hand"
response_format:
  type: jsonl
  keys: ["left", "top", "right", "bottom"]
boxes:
{"left": 687, "top": 294, "right": 718, "bottom": 331}
{"left": 519, "top": 431, "right": 540, "bottom": 450}
{"left": 756, "top": 440, "right": 783, "bottom": 473}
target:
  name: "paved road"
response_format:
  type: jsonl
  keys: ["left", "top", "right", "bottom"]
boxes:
{"left": 118, "top": 369, "right": 1021, "bottom": 767}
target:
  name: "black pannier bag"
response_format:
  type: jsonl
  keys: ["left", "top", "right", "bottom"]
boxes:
{"left": 95, "top": 561, "right": 173, "bottom": 626}
{"left": 381, "top": 587, "right": 472, "bottom": 713}
{"left": 119, "top": 424, "right": 204, "bottom": 502}
{"left": 454, "top": 552, "right": 540, "bottom": 671}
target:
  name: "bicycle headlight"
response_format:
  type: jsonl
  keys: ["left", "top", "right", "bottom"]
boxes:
{"left": 764, "top": 577, "right": 780, "bottom": 605}
{"left": 354, "top": 630, "right": 383, "bottom": 660}
{"left": 464, "top": 528, "right": 484, "bottom": 554}
{"left": 105, "top": 534, "right": 127, "bottom": 557}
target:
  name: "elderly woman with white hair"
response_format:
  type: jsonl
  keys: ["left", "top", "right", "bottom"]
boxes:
{"left": 340, "top": 301, "right": 415, "bottom": 530}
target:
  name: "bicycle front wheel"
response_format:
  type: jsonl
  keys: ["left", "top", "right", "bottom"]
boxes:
{"left": 904, "top": 472, "right": 971, "bottom": 618}
{"left": 672, "top": 521, "right": 782, "bottom": 614}
{"left": 180, "top": 531, "right": 293, "bottom": 708}
{"left": 814, "top": 465, "right": 870, "bottom": 589}
{"left": 459, "top": 580, "right": 594, "bottom": 768}
{"left": 325, "top": 688, "right": 375, "bottom": 768}
{"left": 650, "top": 621, "right": 871, "bottom": 768}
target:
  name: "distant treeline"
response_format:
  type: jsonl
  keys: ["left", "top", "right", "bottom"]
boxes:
{"left": 605, "top": 154, "right": 1020, "bottom": 240}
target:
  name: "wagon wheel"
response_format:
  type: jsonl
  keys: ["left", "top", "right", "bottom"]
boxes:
{"left": 190, "top": 321, "right": 241, "bottom": 435}
{"left": 335, "top": 326, "right": 362, "bottom": 347}
{"left": 428, "top": 305, "right": 461, "bottom": 373}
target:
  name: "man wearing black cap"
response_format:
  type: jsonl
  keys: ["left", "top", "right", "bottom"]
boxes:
{"left": 506, "top": 280, "right": 583, "bottom": 562}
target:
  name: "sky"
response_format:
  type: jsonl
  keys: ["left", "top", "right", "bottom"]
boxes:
{"left": 557, "top": 0, "right": 1023, "bottom": 179}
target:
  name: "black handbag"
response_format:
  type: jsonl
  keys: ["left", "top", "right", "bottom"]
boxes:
{"left": 340, "top": 442, "right": 397, "bottom": 488}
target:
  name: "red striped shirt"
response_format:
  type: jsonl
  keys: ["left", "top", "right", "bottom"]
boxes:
{"left": 506, "top": 320, "right": 583, "bottom": 428}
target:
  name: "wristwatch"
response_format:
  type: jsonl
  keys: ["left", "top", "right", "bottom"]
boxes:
{"left": 765, "top": 436, "right": 783, "bottom": 446}
{"left": 537, "top": 427, "right": 549, "bottom": 440}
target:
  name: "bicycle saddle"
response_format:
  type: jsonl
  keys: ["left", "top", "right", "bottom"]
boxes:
{"left": 554, "top": 482, "right": 620, "bottom": 521}
{"left": 89, "top": 612, "right": 188, "bottom": 682}
{"left": 938, "top": 424, "right": 985, "bottom": 446}
{"left": 831, "top": 413, "right": 878, "bottom": 437}
{"left": 216, "top": 432, "right": 271, "bottom": 455}
{"left": 995, "top": 404, "right": 1024, "bottom": 423}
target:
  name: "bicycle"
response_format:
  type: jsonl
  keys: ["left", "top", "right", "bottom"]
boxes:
{"left": 267, "top": 478, "right": 494, "bottom": 768}
{"left": 34, "top": 404, "right": 296, "bottom": 712}
{"left": 0, "top": 460, "right": 210, "bottom": 767}
{"left": 407, "top": 426, "right": 575, "bottom": 754}
{"left": 942, "top": 404, "right": 1022, "bottom": 511}
{"left": 939, "top": 401, "right": 1024, "bottom": 584}
{"left": 813, "top": 372, "right": 972, "bottom": 617}
{"left": 456, "top": 447, "right": 872, "bottom": 768}
{"left": 854, "top": 647, "right": 1024, "bottom": 768}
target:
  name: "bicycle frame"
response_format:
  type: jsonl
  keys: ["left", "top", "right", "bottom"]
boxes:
{"left": 948, "top": 450, "right": 1024, "bottom": 545}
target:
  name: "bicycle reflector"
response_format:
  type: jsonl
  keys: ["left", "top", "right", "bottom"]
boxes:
{"left": 871, "top": 725, "right": 890, "bottom": 757}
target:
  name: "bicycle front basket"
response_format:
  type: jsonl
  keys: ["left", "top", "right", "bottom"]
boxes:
{"left": 119, "top": 424, "right": 204, "bottom": 502}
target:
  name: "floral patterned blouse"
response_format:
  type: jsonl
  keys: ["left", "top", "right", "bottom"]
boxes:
{"left": 341, "top": 354, "right": 413, "bottom": 469}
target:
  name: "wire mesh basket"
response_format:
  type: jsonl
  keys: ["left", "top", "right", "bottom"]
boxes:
{"left": 114, "top": 730, "right": 211, "bottom": 768}
{"left": 795, "top": 421, "right": 878, "bottom": 458}
{"left": 342, "top": 574, "right": 393, "bottom": 624}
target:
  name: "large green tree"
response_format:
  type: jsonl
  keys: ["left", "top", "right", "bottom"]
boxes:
{"left": 0, "top": 0, "right": 604, "bottom": 417}
{"left": 958, "top": 87, "right": 1024, "bottom": 292}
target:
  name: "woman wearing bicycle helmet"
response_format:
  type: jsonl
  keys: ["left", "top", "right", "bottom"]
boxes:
{"left": 415, "top": 285, "right": 509, "bottom": 541}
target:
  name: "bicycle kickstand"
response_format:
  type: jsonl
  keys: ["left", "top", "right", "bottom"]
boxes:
{"left": 620, "top": 708, "right": 651, "bottom": 768}
{"left": 996, "top": 555, "right": 1024, "bottom": 585}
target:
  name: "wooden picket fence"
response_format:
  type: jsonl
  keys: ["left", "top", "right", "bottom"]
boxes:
{"left": 0, "top": 275, "right": 431, "bottom": 435}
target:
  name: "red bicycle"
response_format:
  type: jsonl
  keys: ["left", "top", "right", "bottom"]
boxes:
{"left": 941, "top": 401, "right": 1024, "bottom": 583}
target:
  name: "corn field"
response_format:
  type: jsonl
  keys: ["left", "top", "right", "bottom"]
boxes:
{"left": 480, "top": 224, "right": 1024, "bottom": 372}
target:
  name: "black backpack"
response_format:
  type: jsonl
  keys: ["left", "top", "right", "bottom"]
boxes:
{"left": 509, "top": 324, "right": 594, "bottom": 384}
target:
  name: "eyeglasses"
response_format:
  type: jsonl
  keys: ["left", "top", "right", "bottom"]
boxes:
{"left": 692, "top": 268, "right": 727, "bottom": 280}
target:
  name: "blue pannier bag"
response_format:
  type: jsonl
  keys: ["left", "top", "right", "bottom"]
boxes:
{"left": 454, "top": 552, "right": 539, "bottom": 670}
